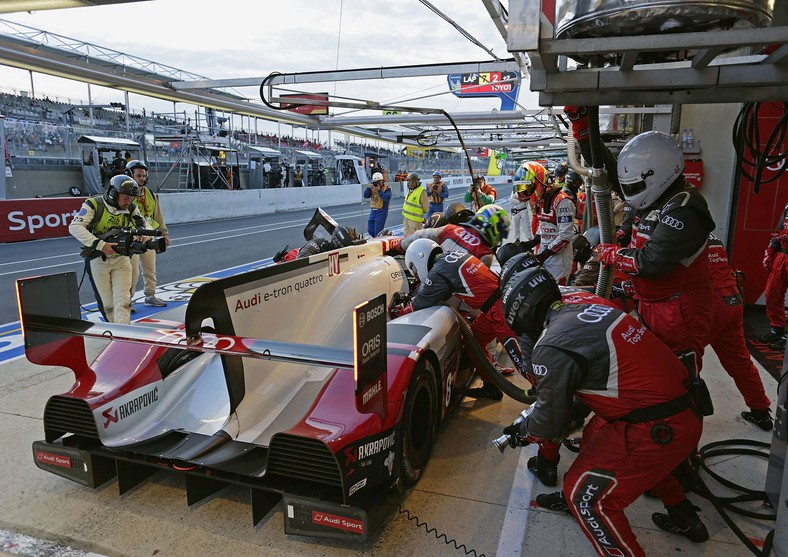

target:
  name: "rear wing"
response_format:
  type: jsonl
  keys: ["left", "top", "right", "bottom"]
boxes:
{"left": 16, "top": 272, "right": 387, "bottom": 420}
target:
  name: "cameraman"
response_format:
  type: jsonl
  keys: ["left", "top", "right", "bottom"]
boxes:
{"left": 126, "top": 160, "right": 169, "bottom": 310}
{"left": 464, "top": 177, "right": 493, "bottom": 211}
{"left": 363, "top": 172, "right": 391, "bottom": 237}
{"left": 69, "top": 175, "right": 145, "bottom": 325}
{"left": 426, "top": 171, "right": 449, "bottom": 222}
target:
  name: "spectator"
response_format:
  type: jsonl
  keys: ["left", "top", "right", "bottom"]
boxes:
{"left": 294, "top": 165, "right": 303, "bottom": 187}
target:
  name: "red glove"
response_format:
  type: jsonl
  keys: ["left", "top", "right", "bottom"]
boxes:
{"left": 611, "top": 281, "right": 635, "bottom": 298}
{"left": 764, "top": 248, "right": 777, "bottom": 272}
{"left": 597, "top": 243, "right": 619, "bottom": 267}
{"left": 615, "top": 228, "right": 629, "bottom": 247}
{"left": 389, "top": 302, "right": 413, "bottom": 319}
{"left": 564, "top": 105, "right": 589, "bottom": 142}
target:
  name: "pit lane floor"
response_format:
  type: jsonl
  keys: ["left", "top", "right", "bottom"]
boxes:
{"left": 0, "top": 331, "right": 777, "bottom": 557}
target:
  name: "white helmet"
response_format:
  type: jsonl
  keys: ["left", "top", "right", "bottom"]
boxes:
{"left": 372, "top": 172, "right": 384, "bottom": 183}
{"left": 617, "top": 131, "right": 684, "bottom": 210}
{"left": 405, "top": 239, "right": 442, "bottom": 283}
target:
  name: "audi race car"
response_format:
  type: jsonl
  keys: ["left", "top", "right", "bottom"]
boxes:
{"left": 16, "top": 228, "right": 477, "bottom": 540}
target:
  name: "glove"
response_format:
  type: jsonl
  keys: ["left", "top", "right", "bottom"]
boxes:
{"left": 389, "top": 302, "right": 413, "bottom": 319}
{"left": 536, "top": 248, "right": 555, "bottom": 264}
{"left": 764, "top": 248, "right": 777, "bottom": 272}
{"left": 273, "top": 245, "right": 290, "bottom": 263}
{"left": 564, "top": 105, "right": 589, "bottom": 142}
{"left": 615, "top": 228, "right": 629, "bottom": 247}
{"left": 521, "top": 234, "right": 541, "bottom": 252}
{"left": 611, "top": 281, "right": 634, "bottom": 298}
{"left": 597, "top": 243, "right": 619, "bottom": 267}
{"left": 502, "top": 423, "right": 529, "bottom": 447}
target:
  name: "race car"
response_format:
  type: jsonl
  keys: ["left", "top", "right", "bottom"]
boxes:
{"left": 17, "top": 223, "right": 478, "bottom": 541}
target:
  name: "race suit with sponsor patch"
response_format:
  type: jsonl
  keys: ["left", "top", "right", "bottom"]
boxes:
{"left": 399, "top": 223, "right": 494, "bottom": 267}
{"left": 516, "top": 301, "right": 702, "bottom": 557}
{"left": 611, "top": 185, "right": 715, "bottom": 372}
{"left": 764, "top": 202, "right": 788, "bottom": 330}
{"left": 707, "top": 234, "right": 771, "bottom": 411}
{"left": 533, "top": 188, "right": 576, "bottom": 283}
{"left": 412, "top": 250, "right": 526, "bottom": 377}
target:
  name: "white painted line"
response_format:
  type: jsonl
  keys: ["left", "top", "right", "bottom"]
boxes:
{"left": 496, "top": 443, "right": 538, "bottom": 557}
{"left": 0, "top": 528, "right": 107, "bottom": 557}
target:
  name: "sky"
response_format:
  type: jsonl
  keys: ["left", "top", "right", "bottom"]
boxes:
{"left": 0, "top": 0, "right": 540, "bottom": 138}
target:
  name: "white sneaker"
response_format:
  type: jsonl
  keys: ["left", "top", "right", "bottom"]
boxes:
{"left": 144, "top": 296, "right": 167, "bottom": 307}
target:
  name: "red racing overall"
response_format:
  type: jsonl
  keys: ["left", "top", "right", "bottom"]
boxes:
{"left": 399, "top": 223, "right": 494, "bottom": 267}
{"left": 764, "top": 202, "right": 788, "bottom": 331}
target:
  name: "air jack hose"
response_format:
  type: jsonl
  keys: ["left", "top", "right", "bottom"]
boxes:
{"left": 586, "top": 106, "right": 615, "bottom": 299}
{"left": 451, "top": 307, "right": 535, "bottom": 404}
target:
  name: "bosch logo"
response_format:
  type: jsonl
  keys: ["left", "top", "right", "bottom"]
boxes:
{"left": 531, "top": 364, "right": 548, "bottom": 376}
{"left": 577, "top": 304, "right": 615, "bottom": 324}
{"left": 454, "top": 229, "right": 481, "bottom": 246}
{"left": 661, "top": 216, "right": 684, "bottom": 230}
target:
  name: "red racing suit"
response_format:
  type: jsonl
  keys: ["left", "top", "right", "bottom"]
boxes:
{"left": 516, "top": 301, "right": 703, "bottom": 557}
{"left": 411, "top": 250, "right": 526, "bottom": 377}
{"left": 532, "top": 187, "right": 576, "bottom": 283}
{"left": 399, "top": 223, "right": 494, "bottom": 266}
{"left": 764, "top": 202, "right": 788, "bottom": 329}
{"left": 708, "top": 234, "right": 771, "bottom": 411}
{"left": 605, "top": 185, "right": 715, "bottom": 373}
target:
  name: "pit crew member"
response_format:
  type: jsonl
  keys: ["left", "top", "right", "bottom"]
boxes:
{"left": 761, "top": 199, "right": 788, "bottom": 349}
{"left": 500, "top": 267, "right": 708, "bottom": 556}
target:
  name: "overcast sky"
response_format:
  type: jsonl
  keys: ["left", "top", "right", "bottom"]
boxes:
{"left": 0, "top": 0, "right": 540, "bottom": 136}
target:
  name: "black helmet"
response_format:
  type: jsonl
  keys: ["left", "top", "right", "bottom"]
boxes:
{"left": 572, "top": 234, "right": 592, "bottom": 265}
{"left": 501, "top": 267, "right": 561, "bottom": 337}
{"left": 125, "top": 159, "right": 148, "bottom": 175}
{"left": 566, "top": 170, "right": 582, "bottom": 183}
{"left": 425, "top": 212, "right": 443, "bottom": 228}
{"left": 499, "top": 251, "right": 540, "bottom": 287}
{"left": 330, "top": 226, "right": 359, "bottom": 249}
{"left": 442, "top": 202, "right": 474, "bottom": 225}
{"left": 554, "top": 162, "right": 568, "bottom": 177}
{"left": 297, "top": 237, "right": 330, "bottom": 258}
{"left": 105, "top": 174, "right": 139, "bottom": 208}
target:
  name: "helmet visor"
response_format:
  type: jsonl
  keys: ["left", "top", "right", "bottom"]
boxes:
{"left": 620, "top": 178, "right": 647, "bottom": 199}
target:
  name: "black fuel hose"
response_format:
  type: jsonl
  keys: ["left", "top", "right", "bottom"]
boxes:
{"left": 451, "top": 307, "right": 535, "bottom": 404}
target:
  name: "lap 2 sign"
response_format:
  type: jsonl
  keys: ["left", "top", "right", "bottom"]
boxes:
{"left": 447, "top": 71, "right": 521, "bottom": 111}
{"left": 354, "top": 294, "right": 387, "bottom": 420}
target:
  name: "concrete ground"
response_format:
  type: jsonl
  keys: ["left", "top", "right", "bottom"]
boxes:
{"left": 0, "top": 336, "right": 778, "bottom": 557}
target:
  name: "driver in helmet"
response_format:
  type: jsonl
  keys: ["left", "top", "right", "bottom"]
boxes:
{"left": 514, "top": 161, "right": 577, "bottom": 284}
{"left": 399, "top": 239, "right": 528, "bottom": 400}
{"left": 399, "top": 204, "right": 510, "bottom": 268}
{"left": 426, "top": 171, "right": 449, "bottom": 223}
{"left": 69, "top": 175, "right": 145, "bottom": 324}
{"left": 498, "top": 267, "right": 708, "bottom": 554}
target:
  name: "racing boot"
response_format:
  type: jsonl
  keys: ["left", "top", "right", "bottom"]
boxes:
{"left": 535, "top": 491, "right": 572, "bottom": 516}
{"left": 651, "top": 499, "right": 709, "bottom": 543}
{"left": 527, "top": 453, "right": 560, "bottom": 487}
{"left": 466, "top": 382, "right": 503, "bottom": 401}
{"left": 493, "top": 361, "right": 515, "bottom": 377}
{"left": 742, "top": 408, "right": 774, "bottom": 431}
{"left": 759, "top": 327, "right": 784, "bottom": 344}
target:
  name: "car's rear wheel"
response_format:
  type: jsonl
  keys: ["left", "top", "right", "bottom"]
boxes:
{"left": 399, "top": 358, "right": 438, "bottom": 486}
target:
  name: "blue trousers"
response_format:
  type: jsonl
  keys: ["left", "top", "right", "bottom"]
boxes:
{"left": 426, "top": 203, "right": 444, "bottom": 222}
{"left": 367, "top": 209, "right": 389, "bottom": 237}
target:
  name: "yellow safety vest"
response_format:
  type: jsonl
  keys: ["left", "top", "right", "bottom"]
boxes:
{"left": 402, "top": 185, "right": 426, "bottom": 223}
{"left": 85, "top": 196, "right": 138, "bottom": 235}
{"left": 134, "top": 187, "right": 160, "bottom": 229}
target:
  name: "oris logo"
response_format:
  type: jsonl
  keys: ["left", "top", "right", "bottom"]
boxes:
{"left": 577, "top": 304, "right": 615, "bottom": 324}
{"left": 531, "top": 364, "right": 548, "bottom": 376}
{"left": 453, "top": 228, "right": 481, "bottom": 246}
{"left": 661, "top": 216, "right": 684, "bottom": 230}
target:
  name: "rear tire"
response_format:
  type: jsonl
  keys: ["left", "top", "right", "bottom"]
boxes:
{"left": 399, "top": 358, "right": 438, "bottom": 486}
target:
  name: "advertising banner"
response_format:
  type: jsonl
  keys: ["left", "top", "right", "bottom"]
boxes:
{"left": 279, "top": 93, "right": 329, "bottom": 116}
{"left": 447, "top": 71, "right": 520, "bottom": 111}
{"left": 0, "top": 197, "right": 85, "bottom": 243}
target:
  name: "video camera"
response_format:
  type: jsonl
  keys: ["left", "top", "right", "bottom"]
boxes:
{"left": 81, "top": 227, "right": 166, "bottom": 260}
